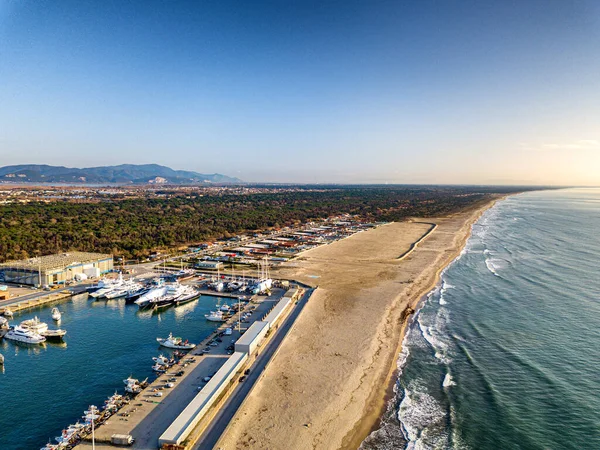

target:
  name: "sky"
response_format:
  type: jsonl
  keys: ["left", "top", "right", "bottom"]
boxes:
{"left": 0, "top": 0, "right": 599, "bottom": 185}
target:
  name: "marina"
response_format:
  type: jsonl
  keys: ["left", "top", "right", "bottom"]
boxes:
{"left": 0, "top": 289, "right": 234, "bottom": 449}
{"left": 0, "top": 270, "right": 306, "bottom": 450}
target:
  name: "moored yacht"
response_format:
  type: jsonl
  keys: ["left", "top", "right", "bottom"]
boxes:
{"left": 51, "top": 307, "right": 61, "bottom": 321}
{"left": 135, "top": 285, "right": 167, "bottom": 309}
{"left": 5, "top": 325, "right": 46, "bottom": 344}
{"left": 20, "top": 317, "right": 66, "bottom": 341}
{"left": 145, "top": 283, "right": 188, "bottom": 310}
{"left": 156, "top": 332, "right": 196, "bottom": 350}
{"left": 205, "top": 310, "right": 226, "bottom": 322}
{"left": 89, "top": 273, "right": 124, "bottom": 298}
{"left": 174, "top": 285, "right": 201, "bottom": 305}
{"left": 20, "top": 316, "right": 49, "bottom": 334}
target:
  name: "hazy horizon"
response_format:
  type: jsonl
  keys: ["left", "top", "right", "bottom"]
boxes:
{"left": 1, "top": 1, "right": 599, "bottom": 185}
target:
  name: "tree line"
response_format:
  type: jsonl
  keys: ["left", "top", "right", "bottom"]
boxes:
{"left": 0, "top": 186, "right": 529, "bottom": 262}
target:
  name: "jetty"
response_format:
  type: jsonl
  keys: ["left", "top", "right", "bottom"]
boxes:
{"left": 0, "top": 291, "right": 72, "bottom": 316}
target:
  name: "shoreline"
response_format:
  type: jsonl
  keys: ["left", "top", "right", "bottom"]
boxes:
{"left": 354, "top": 195, "right": 507, "bottom": 448}
{"left": 216, "top": 195, "right": 508, "bottom": 450}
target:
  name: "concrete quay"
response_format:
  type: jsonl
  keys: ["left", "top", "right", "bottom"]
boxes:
{"left": 75, "top": 289, "right": 287, "bottom": 450}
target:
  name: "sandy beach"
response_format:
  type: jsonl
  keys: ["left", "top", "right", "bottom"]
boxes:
{"left": 216, "top": 197, "right": 502, "bottom": 450}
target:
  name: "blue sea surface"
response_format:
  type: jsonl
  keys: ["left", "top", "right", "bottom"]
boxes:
{"left": 362, "top": 188, "right": 600, "bottom": 450}
{"left": 0, "top": 295, "right": 225, "bottom": 449}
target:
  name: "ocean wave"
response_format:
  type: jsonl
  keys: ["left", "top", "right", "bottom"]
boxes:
{"left": 417, "top": 312, "right": 452, "bottom": 364}
{"left": 399, "top": 384, "right": 448, "bottom": 449}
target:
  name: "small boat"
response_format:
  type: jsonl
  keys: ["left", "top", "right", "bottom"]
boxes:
{"left": 40, "top": 441, "right": 59, "bottom": 450}
{"left": 41, "top": 329, "right": 67, "bottom": 342}
{"left": 0, "top": 353, "right": 4, "bottom": 365}
{"left": 0, "top": 316, "right": 8, "bottom": 329}
{"left": 51, "top": 308, "right": 61, "bottom": 321}
{"left": 124, "top": 376, "right": 142, "bottom": 394}
{"left": 157, "top": 332, "right": 196, "bottom": 350}
{"left": 152, "top": 363, "right": 167, "bottom": 372}
{"left": 153, "top": 354, "right": 170, "bottom": 365}
{"left": 220, "top": 304, "right": 231, "bottom": 312}
{"left": 3, "top": 307, "right": 13, "bottom": 318}
{"left": 205, "top": 310, "right": 226, "bottom": 322}
{"left": 5, "top": 325, "right": 46, "bottom": 344}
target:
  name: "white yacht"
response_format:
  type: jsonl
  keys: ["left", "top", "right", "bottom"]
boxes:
{"left": 89, "top": 274, "right": 123, "bottom": 298}
{"left": 5, "top": 325, "right": 46, "bottom": 344}
{"left": 51, "top": 307, "right": 61, "bottom": 321}
{"left": 135, "top": 286, "right": 167, "bottom": 309}
{"left": 156, "top": 332, "right": 196, "bottom": 349}
{"left": 220, "top": 304, "right": 231, "bottom": 312}
{"left": 205, "top": 310, "right": 226, "bottom": 322}
{"left": 145, "top": 283, "right": 193, "bottom": 309}
{"left": 21, "top": 317, "right": 66, "bottom": 341}
{"left": 105, "top": 280, "right": 143, "bottom": 299}
{"left": 174, "top": 285, "right": 201, "bottom": 305}
{"left": 20, "top": 316, "right": 49, "bottom": 334}
{"left": 0, "top": 316, "right": 8, "bottom": 329}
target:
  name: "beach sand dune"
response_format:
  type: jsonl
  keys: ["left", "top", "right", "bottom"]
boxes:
{"left": 217, "top": 201, "right": 497, "bottom": 450}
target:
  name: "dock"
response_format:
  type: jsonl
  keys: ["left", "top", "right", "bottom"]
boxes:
{"left": 0, "top": 291, "right": 72, "bottom": 315}
{"left": 73, "top": 287, "right": 305, "bottom": 450}
{"left": 197, "top": 290, "right": 241, "bottom": 299}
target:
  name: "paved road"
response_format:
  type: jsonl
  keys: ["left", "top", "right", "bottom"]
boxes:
{"left": 192, "top": 288, "right": 313, "bottom": 450}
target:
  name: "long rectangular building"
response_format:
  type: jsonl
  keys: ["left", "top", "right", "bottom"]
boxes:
{"left": 0, "top": 251, "right": 113, "bottom": 286}
{"left": 158, "top": 351, "right": 248, "bottom": 447}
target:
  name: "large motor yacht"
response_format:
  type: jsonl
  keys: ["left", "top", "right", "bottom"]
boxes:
{"left": 5, "top": 325, "right": 46, "bottom": 344}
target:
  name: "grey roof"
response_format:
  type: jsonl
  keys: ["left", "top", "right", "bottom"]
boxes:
{"left": 0, "top": 251, "right": 112, "bottom": 271}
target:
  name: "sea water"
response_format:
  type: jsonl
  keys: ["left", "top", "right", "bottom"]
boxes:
{"left": 362, "top": 188, "right": 600, "bottom": 450}
{"left": 0, "top": 295, "right": 226, "bottom": 449}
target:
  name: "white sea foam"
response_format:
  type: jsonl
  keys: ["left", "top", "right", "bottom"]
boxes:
{"left": 399, "top": 384, "right": 448, "bottom": 450}
{"left": 443, "top": 372, "right": 456, "bottom": 388}
{"left": 396, "top": 326, "right": 412, "bottom": 378}
{"left": 484, "top": 258, "right": 499, "bottom": 276}
{"left": 417, "top": 313, "right": 452, "bottom": 364}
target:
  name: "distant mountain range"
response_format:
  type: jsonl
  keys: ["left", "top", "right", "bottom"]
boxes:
{"left": 0, "top": 164, "right": 242, "bottom": 184}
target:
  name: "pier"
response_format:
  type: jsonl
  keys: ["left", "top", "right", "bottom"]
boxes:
{"left": 73, "top": 285, "right": 309, "bottom": 450}
{"left": 0, "top": 291, "right": 73, "bottom": 315}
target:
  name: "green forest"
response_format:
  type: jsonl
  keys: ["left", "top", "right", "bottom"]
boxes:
{"left": 0, "top": 186, "right": 526, "bottom": 262}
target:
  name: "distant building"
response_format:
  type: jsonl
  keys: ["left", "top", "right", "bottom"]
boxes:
{"left": 0, "top": 251, "right": 113, "bottom": 286}
{"left": 195, "top": 261, "right": 224, "bottom": 270}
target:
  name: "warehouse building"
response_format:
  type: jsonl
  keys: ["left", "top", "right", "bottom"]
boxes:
{"left": 0, "top": 251, "right": 113, "bottom": 286}
{"left": 195, "top": 260, "right": 224, "bottom": 270}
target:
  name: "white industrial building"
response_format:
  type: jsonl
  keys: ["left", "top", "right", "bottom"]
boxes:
{"left": 234, "top": 321, "right": 270, "bottom": 354}
{"left": 0, "top": 252, "right": 112, "bottom": 286}
{"left": 158, "top": 287, "right": 301, "bottom": 448}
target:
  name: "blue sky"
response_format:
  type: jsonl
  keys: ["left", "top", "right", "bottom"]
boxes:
{"left": 1, "top": 0, "right": 599, "bottom": 184}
